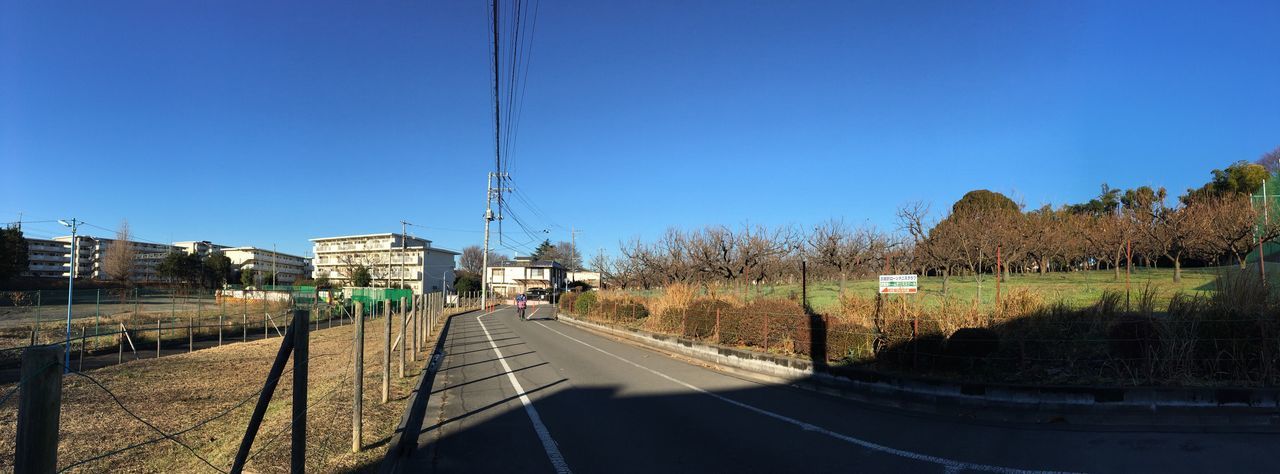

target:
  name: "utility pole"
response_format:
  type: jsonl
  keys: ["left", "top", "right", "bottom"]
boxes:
{"left": 481, "top": 173, "right": 496, "bottom": 313}
{"left": 58, "top": 219, "right": 79, "bottom": 373}
{"left": 400, "top": 221, "right": 410, "bottom": 291}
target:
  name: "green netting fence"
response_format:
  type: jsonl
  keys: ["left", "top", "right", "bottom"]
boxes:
{"left": 261, "top": 285, "right": 318, "bottom": 304}
{"left": 342, "top": 288, "right": 413, "bottom": 307}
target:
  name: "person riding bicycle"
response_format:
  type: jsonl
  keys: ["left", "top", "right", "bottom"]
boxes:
{"left": 516, "top": 293, "right": 528, "bottom": 320}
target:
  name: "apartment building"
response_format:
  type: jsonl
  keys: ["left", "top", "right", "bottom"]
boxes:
{"left": 51, "top": 235, "right": 176, "bottom": 281}
{"left": 23, "top": 238, "right": 70, "bottom": 278}
{"left": 221, "top": 247, "right": 309, "bottom": 285}
{"left": 311, "top": 233, "right": 458, "bottom": 294}
{"left": 174, "top": 240, "right": 230, "bottom": 257}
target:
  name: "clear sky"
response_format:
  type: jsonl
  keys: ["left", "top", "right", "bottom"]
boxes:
{"left": 3, "top": 0, "right": 1278, "bottom": 259}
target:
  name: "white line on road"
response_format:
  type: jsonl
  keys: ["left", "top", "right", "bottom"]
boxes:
{"left": 535, "top": 322, "right": 1078, "bottom": 474}
{"left": 476, "top": 314, "right": 572, "bottom": 474}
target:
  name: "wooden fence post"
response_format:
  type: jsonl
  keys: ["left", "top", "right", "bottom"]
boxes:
{"left": 229, "top": 313, "right": 297, "bottom": 474}
{"left": 400, "top": 297, "right": 407, "bottom": 377}
{"left": 410, "top": 296, "right": 417, "bottom": 363}
{"left": 353, "top": 301, "right": 364, "bottom": 453}
{"left": 291, "top": 309, "right": 309, "bottom": 473}
{"left": 78, "top": 327, "right": 85, "bottom": 372}
{"left": 15, "top": 345, "right": 62, "bottom": 474}
{"left": 382, "top": 299, "right": 391, "bottom": 404}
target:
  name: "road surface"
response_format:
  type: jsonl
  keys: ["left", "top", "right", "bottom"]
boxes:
{"left": 402, "top": 305, "right": 1280, "bottom": 473}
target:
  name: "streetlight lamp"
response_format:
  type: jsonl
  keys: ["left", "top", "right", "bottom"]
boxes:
{"left": 58, "top": 218, "right": 79, "bottom": 373}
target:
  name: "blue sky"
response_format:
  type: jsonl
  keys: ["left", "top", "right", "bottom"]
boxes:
{"left": 2, "top": 0, "right": 1278, "bottom": 259}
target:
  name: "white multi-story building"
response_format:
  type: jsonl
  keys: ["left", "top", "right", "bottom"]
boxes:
{"left": 23, "top": 238, "right": 70, "bottom": 278}
{"left": 51, "top": 235, "right": 176, "bottom": 281}
{"left": 488, "top": 257, "right": 568, "bottom": 298}
{"left": 221, "top": 247, "right": 309, "bottom": 285}
{"left": 310, "top": 233, "right": 458, "bottom": 294}
{"left": 174, "top": 240, "right": 230, "bottom": 257}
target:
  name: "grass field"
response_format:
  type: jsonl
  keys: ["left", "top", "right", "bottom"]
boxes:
{"left": 0, "top": 306, "right": 464, "bottom": 473}
{"left": 636, "top": 264, "right": 1277, "bottom": 313}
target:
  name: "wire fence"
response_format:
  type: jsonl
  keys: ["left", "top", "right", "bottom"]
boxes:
{"left": 0, "top": 291, "right": 483, "bottom": 472}
{"left": 560, "top": 282, "right": 1280, "bottom": 388}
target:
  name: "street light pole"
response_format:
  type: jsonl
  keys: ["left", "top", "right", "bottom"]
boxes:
{"left": 59, "top": 218, "right": 80, "bottom": 373}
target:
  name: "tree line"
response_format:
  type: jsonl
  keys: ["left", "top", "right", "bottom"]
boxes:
{"left": 596, "top": 154, "right": 1280, "bottom": 291}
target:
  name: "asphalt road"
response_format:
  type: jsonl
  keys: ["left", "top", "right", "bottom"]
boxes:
{"left": 405, "top": 305, "right": 1280, "bottom": 473}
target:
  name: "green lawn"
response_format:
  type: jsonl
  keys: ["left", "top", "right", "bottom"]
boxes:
{"left": 633, "top": 264, "right": 1277, "bottom": 312}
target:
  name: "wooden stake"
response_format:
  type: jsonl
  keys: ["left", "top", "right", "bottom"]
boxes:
{"left": 353, "top": 301, "right": 365, "bottom": 453}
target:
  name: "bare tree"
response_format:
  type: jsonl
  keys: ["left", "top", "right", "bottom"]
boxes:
{"left": 102, "top": 219, "right": 136, "bottom": 284}
{"left": 459, "top": 245, "right": 508, "bottom": 274}
{"left": 809, "top": 219, "right": 890, "bottom": 294}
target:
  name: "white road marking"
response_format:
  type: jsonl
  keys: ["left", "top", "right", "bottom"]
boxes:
{"left": 536, "top": 322, "right": 1078, "bottom": 474}
{"left": 476, "top": 314, "right": 572, "bottom": 473}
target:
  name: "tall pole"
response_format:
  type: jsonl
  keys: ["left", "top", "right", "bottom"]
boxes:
{"left": 272, "top": 244, "right": 278, "bottom": 287}
{"left": 60, "top": 218, "right": 79, "bottom": 373}
{"left": 482, "top": 173, "right": 494, "bottom": 314}
{"left": 1262, "top": 179, "right": 1269, "bottom": 282}
{"left": 400, "top": 221, "right": 408, "bottom": 291}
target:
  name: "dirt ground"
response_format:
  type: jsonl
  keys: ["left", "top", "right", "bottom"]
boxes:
{"left": 0, "top": 306, "right": 470, "bottom": 473}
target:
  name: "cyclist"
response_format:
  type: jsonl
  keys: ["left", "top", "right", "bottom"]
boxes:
{"left": 516, "top": 293, "right": 528, "bottom": 320}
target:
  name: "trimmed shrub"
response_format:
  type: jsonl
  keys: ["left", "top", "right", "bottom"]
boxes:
{"left": 611, "top": 301, "right": 650, "bottom": 322}
{"left": 946, "top": 328, "right": 1000, "bottom": 367}
{"left": 826, "top": 321, "right": 876, "bottom": 362}
{"left": 682, "top": 298, "right": 734, "bottom": 340}
{"left": 723, "top": 298, "right": 805, "bottom": 351}
{"left": 559, "top": 291, "right": 579, "bottom": 314}
{"left": 1107, "top": 314, "right": 1161, "bottom": 363}
{"left": 574, "top": 291, "right": 597, "bottom": 316}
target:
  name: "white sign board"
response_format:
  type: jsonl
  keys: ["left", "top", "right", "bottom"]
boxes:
{"left": 878, "top": 274, "right": 918, "bottom": 294}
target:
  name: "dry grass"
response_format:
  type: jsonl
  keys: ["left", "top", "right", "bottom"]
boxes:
{"left": 0, "top": 306, "right": 472, "bottom": 473}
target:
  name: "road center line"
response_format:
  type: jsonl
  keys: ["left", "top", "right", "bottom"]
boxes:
{"left": 476, "top": 314, "right": 572, "bottom": 473}
{"left": 535, "top": 321, "right": 1077, "bottom": 474}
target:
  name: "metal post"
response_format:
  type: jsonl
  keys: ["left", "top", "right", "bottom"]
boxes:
{"left": 156, "top": 319, "right": 161, "bottom": 358}
{"left": 15, "top": 345, "right": 62, "bottom": 474}
{"left": 353, "top": 301, "right": 364, "bottom": 453}
{"left": 219, "top": 297, "right": 224, "bottom": 347}
{"left": 291, "top": 309, "right": 309, "bottom": 474}
{"left": 60, "top": 219, "right": 78, "bottom": 373}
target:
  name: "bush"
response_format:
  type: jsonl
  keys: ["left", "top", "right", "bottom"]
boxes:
{"left": 574, "top": 291, "right": 597, "bottom": 316}
{"left": 1106, "top": 314, "right": 1161, "bottom": 364}
{"left": 946, "top": 328, "right": 1000, "bottom": 367}
{"left": 723, "top": 298, "right": 805, "bottom": 351}
{"left": 682, "top": 298, "right": 734, "bottom": 340}
{"left": 610, "top": 301, "right": 650, "bottom": 322}
{"left": 559, "top": 291, "right": 579, "bottom": 314}
{"left": 827, "top": 321, "right": 876, "bottom": 362}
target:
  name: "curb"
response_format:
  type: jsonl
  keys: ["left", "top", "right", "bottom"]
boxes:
{"left": 556, "top": 311, "right": 1280, "bottom": 430}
